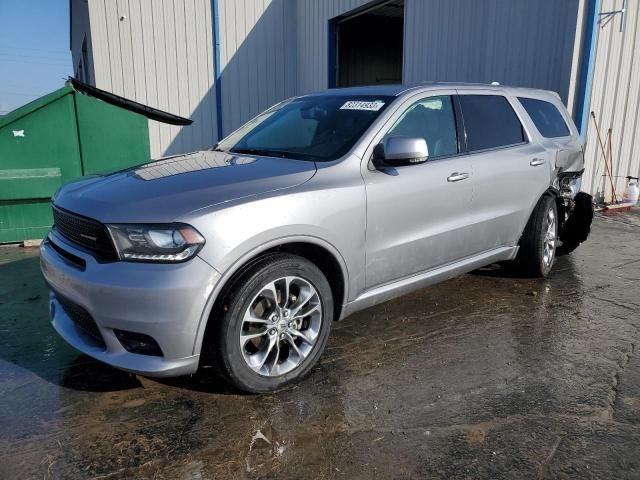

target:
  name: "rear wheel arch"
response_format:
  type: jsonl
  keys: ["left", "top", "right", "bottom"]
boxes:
{"left": 518, "top": 187, "right": 562, "bottom": 240}
{"left": 193, "top": 237, "right": 348, "bottom": 357}
{"left": 547, "top": 186, "right": 569, "bottom": 228}
{"left": 515, "top": 193, "right": 558, "bottom": 277}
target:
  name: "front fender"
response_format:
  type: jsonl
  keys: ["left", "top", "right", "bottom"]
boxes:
{"left": 190, "top": 233, "right": 350, "bottom": 357}
{"left": 182, "top": 183, "right": 366, "bottom": 356}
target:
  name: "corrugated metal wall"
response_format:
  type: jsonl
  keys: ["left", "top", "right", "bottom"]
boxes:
{"left": 77, "top": 0, "right": 583, "bottom": 158}
{"left": 404, "top": 0, "right": 580, "bottom": 103}
{"left": 217, "top": 0, "right": 297, "bottom": 136}
{"left": 70, "top": 0, "right": 93, "bottom": 83}
{"left": 86, "top": 0, "right": 218, "bottom": 158}
{"left": 82, "top": 0, "right": 298, "bottom": 153}
{"left": 582, "top": 0, "right": 640, "bottom": 199}
{"left": 294, "top": 0, "right": 579, "bottom": 103}
{"left": 294, "top": 0, "right": 371, "bottom": 94}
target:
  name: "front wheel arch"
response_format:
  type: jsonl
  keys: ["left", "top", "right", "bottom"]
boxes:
{"left": 192, "top": 237, "right": 348, "bottom": 358}
{"left": 211, "top": 253, "right": 334, "bottom": 392}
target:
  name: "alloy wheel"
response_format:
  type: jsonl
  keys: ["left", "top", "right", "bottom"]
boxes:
{"left": 239, "top": 276, "right": 322, "bottom": 376}
{"left": 543, "top": 207, "right": 557, "bottom": 267}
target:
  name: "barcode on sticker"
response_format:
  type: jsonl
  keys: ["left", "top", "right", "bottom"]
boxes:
{"left": 340, "top": 101, "right": 385, "bottom": 111}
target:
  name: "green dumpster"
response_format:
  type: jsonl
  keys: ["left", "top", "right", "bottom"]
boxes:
{"left": 0, "top": 79, "right": 190, "bottom": 244}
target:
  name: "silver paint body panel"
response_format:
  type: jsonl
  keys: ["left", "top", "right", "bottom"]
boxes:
{"left": 41, "top": 230, "right": 220, "bottom": 376}
{"left": 42, "top": 83, "right": 584, "bottom": 377}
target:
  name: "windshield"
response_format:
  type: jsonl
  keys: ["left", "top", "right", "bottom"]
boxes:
{"left": 216, "top": 95, "right": 395, "bottom": 162}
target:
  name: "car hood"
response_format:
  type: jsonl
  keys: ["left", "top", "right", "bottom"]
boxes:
{"left": 54, "top": 151, "right": 317, "bottom": 223}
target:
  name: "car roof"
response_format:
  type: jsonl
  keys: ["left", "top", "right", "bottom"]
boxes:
{"left": 303, "top": 82, "right": 560, "bottom": 100}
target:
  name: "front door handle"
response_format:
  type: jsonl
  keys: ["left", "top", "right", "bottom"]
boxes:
{"left": 447, "top": 172, "right": 470, "bottom": 182}
{"left": 530, "top": 158, "right": 546, "bottom": 166}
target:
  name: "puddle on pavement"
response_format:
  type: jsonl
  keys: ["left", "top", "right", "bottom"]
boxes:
{"left": 1, "top": 213, "right": 639, "bottom": 478}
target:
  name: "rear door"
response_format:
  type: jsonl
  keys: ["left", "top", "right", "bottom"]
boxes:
{"left": 456, "top": 91, "right": 551, "bottom": 252}
{"left": 362, "top": 91, "right": 476, "bottom": 289}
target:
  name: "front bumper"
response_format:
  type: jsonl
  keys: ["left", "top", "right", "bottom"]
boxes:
{"left": 40, "top": 230, "right": 221, "bottom": 377}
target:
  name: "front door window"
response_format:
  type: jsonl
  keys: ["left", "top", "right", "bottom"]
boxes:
{"left": 384, "top": 95, "right": 458, "bottom": 159}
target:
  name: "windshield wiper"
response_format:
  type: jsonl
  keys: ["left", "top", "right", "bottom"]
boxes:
{"left": 211, "top": 142, "right": 228, "bottom": 152}
{"left": 229, "top": 148, "right": 297, "bottom": 159}
{"left": 230, "top": 148, "right": 319, "bottom": 161}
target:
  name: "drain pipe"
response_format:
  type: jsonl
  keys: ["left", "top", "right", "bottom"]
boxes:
{"left": 575, "top": 0, "right": 601, "bottom": 140}
{"left": 212, "top": 0, "right": 223, "bottom": 140}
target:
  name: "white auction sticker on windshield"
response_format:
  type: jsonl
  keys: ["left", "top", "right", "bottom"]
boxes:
{"left": 340, "top": 100, "right": 385, "bottom": 111}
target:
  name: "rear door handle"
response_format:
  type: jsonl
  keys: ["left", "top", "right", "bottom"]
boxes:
{"left": 447, "top": 172, "right": 470, "bottom": 182}
{"left": 530, "top": 158, "right": 546, "bottom": 166}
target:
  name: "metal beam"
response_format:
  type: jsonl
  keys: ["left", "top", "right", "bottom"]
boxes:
{"left": 212, "top": 0, "right": 223, "bottom": 140}
{"left": 575, "top": 0, "right": 601, "bottom": 139}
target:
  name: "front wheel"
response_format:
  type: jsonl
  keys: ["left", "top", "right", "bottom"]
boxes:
{"left": 212, "top": 253, "right": 333, "bottom": 393}
{"left": 514, "top": 195, "right": 558, "bottom": 277}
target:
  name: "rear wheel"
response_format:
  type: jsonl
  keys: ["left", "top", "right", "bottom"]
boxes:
{"left": 515, "top": 195, "right": 558, "bottom": 277}
{"left": 211, "top": 253, "right": 333, "bottom": 393}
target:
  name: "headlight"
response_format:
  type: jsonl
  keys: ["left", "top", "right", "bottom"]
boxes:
{"left": 107, "top": 223, "right": 205, "bottom": 263}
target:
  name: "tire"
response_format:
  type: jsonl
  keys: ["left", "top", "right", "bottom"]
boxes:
{"left": 514, "top": 195, "right": 558, "bottom": 278}
{"left": 210, "top": 253, "right": 333, "bottom": 393}
{"left": 558, "top": 192, "right": 593, "bottom": 255}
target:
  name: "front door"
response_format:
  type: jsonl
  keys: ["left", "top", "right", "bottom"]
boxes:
{"left": 363, "top": 93, "right": 476, "bottom": 290}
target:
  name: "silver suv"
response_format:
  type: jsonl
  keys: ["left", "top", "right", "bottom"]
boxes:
{"left": 41, "top": 84, "right": 592, "bottom": 392}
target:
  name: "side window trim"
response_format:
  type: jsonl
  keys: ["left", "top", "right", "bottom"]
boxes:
{"left": 455, "top": 92, "right": 530, "bottom": 155}
{"left": 452, "top": 95, "right": 468, "bottom": 154}
{"left": 506, "top": 95, "right": 533, "bottom": 144}
{"left": 457, "top": 139, "right": 529, "bottom": 157}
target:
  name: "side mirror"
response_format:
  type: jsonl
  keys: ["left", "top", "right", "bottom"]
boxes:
{"left": 372, "top": 136, "right": 429, "bottom": 169}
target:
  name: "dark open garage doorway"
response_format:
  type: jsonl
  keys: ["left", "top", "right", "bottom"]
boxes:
{"left": 329, "top": 0, "right": 404, "bottom": 88}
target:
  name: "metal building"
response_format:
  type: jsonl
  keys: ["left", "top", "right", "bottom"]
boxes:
{"left": 70, "top": 0, "right": 639, "bottom": 197}
{"left": 581, "top": 0, "right": 640, "bottom": 202}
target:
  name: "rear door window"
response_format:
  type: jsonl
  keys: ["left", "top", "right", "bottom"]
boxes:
{"left": 384, "top": 95, "right": 458, "bottom": 158}
{"left": 458, "top": 95, "right": 525, "bottom": 152}
{"left": 518, "top": 97, "right": 570, "bottom": 138}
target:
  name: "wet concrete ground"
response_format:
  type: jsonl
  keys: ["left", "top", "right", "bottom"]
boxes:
{"left": 1, "top": 212, "right": 639, "bottom": 479}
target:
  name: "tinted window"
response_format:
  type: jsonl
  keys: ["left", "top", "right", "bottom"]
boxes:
{"left": 459, "top": 95, "right": 525, "bottom": 152}
{"left": 518, "top": 97, "right": 570, "bottom": 138}
{"left": 385, "top": 95, "right": 458, "bottom": 158}
{"left": 216, "top": 95, "right": 394, "bottom": 161}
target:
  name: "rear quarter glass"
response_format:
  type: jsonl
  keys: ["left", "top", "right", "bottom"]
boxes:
{"left": 518, "top": 97, "right": 570, "bottom": 138}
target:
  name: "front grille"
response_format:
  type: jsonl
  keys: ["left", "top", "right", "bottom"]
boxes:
{"left": 52, "top": 206, "right": 118, "bottom": 261}
{"left": 56, "top": 294, "right": 106, "bottom": 348}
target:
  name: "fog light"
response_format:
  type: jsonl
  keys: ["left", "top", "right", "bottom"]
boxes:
{"left": 114, "top": 329, "right": 163, "bottom": 356}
